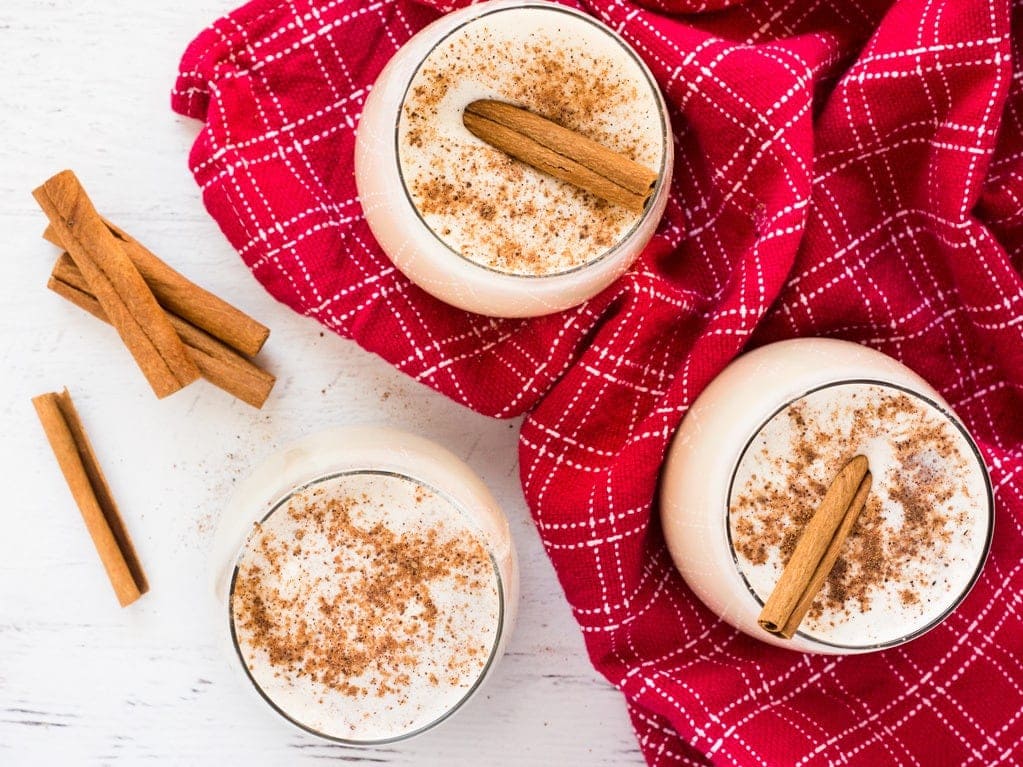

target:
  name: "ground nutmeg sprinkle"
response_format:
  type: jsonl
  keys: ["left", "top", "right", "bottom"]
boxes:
{"left": 729, "top": 383, "right": 986, "bottom": 640}
{"left": 230, "top": 472, "right": 500, "bottom": 737}
{"left": 397, "top": 14, "right": 663, "bottom": 276}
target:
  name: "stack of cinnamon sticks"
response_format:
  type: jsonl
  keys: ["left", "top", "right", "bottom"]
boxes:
{"left": 34, "top": 170, "right": 275, "bottom": 408}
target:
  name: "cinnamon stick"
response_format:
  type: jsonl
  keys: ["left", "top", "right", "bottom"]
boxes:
{"left": 44, "top": 219, "right": 269, "bottom": 357}
{"left": 463, "top": 100, "right": 659, "bottom": 213}
{"left": 33, "top": 171, "right": 200, "bottom": 398}
{"left": 781, "top": 474, "right": 872, "bottom": 638}
{"left": 32, "top": 389, "right": 148, "bottom": 607}
{"left": 758, "top": 456, "right": 872, "bottom": 639}
{"left": 50, "top": 255, "right": 275, "bottom": 409}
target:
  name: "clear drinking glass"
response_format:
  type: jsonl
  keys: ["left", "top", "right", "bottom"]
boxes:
{"left": 212, "top": 426, "right": 518, "bottom": 742}
{"left": 355, "top": 0, "right": 673, "bottom": 317}
{"left": 660, "top": 339, "right": 994, "bottom": 654}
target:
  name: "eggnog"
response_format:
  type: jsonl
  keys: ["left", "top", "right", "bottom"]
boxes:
{"left": 355, "top": 0, "right": 672, "bottom": 316}
{"left": 660, "top": 339, "right": 993, "bottom": 653}
{"left": 230, "top": 472, "right": 501, "bottom": 742}
{"left": 213, "top": 426, "right": 518, "bottom": 742}
{"left": 396, "top": 5, "right": 663, "bottom": 276}
{"left": 729, "top": 382, "right": 990, "bottom": 648}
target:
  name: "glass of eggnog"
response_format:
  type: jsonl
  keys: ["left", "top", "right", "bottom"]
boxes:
{"left": 355, "top": 0, "right": 673, "bottom": 317}
{"left": 660, "top": 339, "right": 993, "bottom": 654}
{"left": 212, "top": 426, "right": 518, "bottom": 742}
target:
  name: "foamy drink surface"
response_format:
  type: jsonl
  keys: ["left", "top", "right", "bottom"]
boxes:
{"left": 729, "top": 383, "right": 989, "bottom": 647}
{"left": 230, "top": 472, "right": 501, "bottom": 741}
{"left": 397, "top": 5, "right": 664, "bottom": 276}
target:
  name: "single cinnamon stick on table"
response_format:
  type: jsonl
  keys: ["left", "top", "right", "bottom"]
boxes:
{"left": 33, "top": 171, "right": 200, "bottom": 398}
{"left": 44, "top": 219, "right": 269, "bottom": 357}
{"left": 463, "top": 100, "right": 659, "bottom": 213}
{"left": 50, "top": 255, "right": 275, "bottom": 409}
{"left": 758, "top": 455, "right": 872, "bottom": 639}
{"left": 32, "top": 389, "right": 148, "bottom": 607}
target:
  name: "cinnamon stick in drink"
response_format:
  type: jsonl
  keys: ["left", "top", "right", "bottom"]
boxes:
{"left": 32, "top": 389, "right": 148, "bottom": 607}
{"left": 44, "top": 219, "right": 269, "bottom": 357}
{"left": 779, "top": 474, "right": 872, "bottom": 638}
{"left": 758, "top": 456, "right": 872, "bottom": 639}
{"left": 463, "top": 100, "right": 658, "bottom": 212}
{"left": 50, "top": 256, "right": 275, "bottom": 409}
{"left": 33, "top": 171, "right": 200, "bottom": 398}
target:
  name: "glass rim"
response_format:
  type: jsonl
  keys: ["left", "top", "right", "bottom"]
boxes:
{"left": 393, "top": 0, "right": 671, "bottom": 280}
{"left": 724, "top": 378, "right": 995, "bottom": 652}
{"left": 227, "top": 468, "right": 506, "bottom": 745}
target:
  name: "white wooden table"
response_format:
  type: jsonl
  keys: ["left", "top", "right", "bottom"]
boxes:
{"left": 0, "top": 2, "right": 646, "bottom": 763}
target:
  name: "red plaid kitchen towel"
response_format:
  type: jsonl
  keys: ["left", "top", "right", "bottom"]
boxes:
{"left": 173, "top": 0, "right": 1023, "bottom": 763}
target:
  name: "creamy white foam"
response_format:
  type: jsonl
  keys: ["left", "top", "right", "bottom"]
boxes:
{"left": 230, "top": 472, "right": 501, "bottom": 742}
{"left": 729, "top": 383, "right": 990, "bottom": 648}
{"left": 397, "top": 6, "right": 663, "bottom": 276}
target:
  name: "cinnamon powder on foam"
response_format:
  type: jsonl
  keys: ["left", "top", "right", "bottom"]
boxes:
{"left": 731, "top": 390, "right": 975, "bottom": 627}
{"left": 400, "top": 30, "right": 660, "bottom": 276}
{"left": 231, "top": 485, "right": 495, "bottom": 704}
